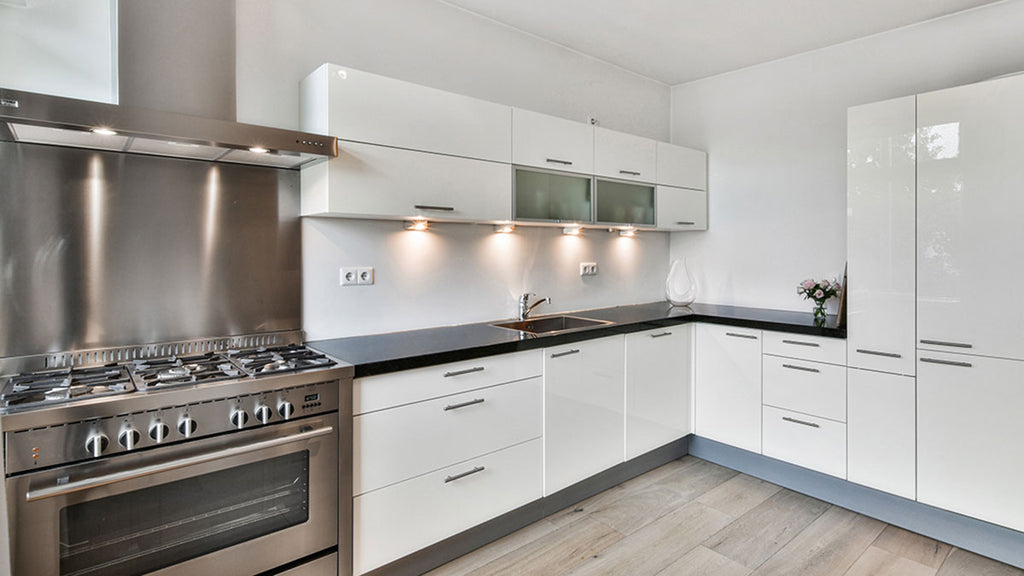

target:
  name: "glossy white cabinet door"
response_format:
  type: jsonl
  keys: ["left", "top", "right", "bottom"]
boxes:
{"left": 625, "top": 326, "right": 693, "bottom": 460}
{"left": 512, "top": 108, "right": 594, "bottom": 173}
{"left": 656, "top": 186, "right": 707, "bottom": 231}
{"left": 656, "top": 141, "right": 706, "bottom": 190}
{"left": 847, "top": 96, "right": 917, "bottom": 375}
{"left": 695, "top": 324, "right": 762, "bottom": 453}
{"left": 918, "top": 351, "right": 1024, "bottom": 532}
{"left": 301, "top": 141, "right": 512, "bottom": 221}
{"left": 594, "top": 127, "right": 657, "bottom": 183}
{"left": 544, "top": 335, "right": 625, "bottom": 495}
{"left": 301, "top": 63, "right": 512, "bottom": 163}
{"left": 917, "top": 74, "right": 1024, "bottom": 361}
{"left": 847, "top": 368, "right": 915, "bottom": 500}
{"left": 762, "top": 406, "right": 846, "bottom": 478}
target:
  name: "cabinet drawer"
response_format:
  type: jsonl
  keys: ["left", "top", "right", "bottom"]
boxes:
{"left": 762, "top": 356, "right": 846, "bottom": 422}
{"left": 354, "top": 438, "right": 542, "bottom": 575}
{"left": 762, "top": 331, "right": 846, "bottom": 365}
{"left": 762, "top": 406, "right": 846, "bottom": 478}
{"left": 354, "top": 350, "right": 542, "bottom": 415}
{"left": 354, "top": 377, "right": 541, "bottom": 495}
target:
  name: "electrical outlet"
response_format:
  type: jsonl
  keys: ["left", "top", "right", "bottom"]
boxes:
{"left": 340, "top": 267, "right": 358, "bottom": 286}
{"left": 579, "top": 262, "right": 599, "bottom": 277}
{"left": 357, "top": 267, "right": 374, "bottom": 285}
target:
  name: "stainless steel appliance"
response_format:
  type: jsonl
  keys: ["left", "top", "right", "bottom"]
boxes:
{"left": 1, "top": 333, "right": 353, "bottom": 576}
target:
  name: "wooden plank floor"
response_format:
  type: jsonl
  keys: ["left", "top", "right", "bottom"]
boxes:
{"left": 428, "top": 456, "right": 1024, "bottom": 576}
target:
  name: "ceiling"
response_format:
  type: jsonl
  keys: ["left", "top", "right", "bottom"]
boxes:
{"left": 441, "top": 0, "right": 1003, "bottom": 85}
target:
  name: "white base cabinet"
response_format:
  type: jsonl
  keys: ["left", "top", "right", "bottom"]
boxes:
{"left": 763, "top": 406, "right": 846, "bottom": 478}
{"left": 544, "top": 336, "right": 625, "bottom": 495}
{"left": 695, "top": 324, "right": 762, "bottom": 453}
{"left": 625, "top": 326, "right": 693, "bottom": 460}
{"left": 847, "top": 368, "right": 915, "bottom": 499}
{"left": 918, "top": 351, "right": 1024, "bottom": 533}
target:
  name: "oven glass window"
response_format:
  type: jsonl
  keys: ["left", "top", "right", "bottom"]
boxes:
{"left": 58, "top": 450, "right": 309, "bottom": 576}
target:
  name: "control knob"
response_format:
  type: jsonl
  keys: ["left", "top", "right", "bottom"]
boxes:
{"left": 118, "top": 428, "right": 141, "bottom": 450}
{"left": 178, "top": 417, "right": 198, "bottom": 438}
{"left": 278, "top": 401, "right": 295, "bottom": 420}
{"left": 149, "top": 422, "right": 170, "bottom": 443}
{"left": 230, "top": 409, "right": 249, "bottom": 429}
{"left": 85, "top": 433, "right": 109, "bottom": 458}
{"left": 254, "top": 404, "right": 272, "bottom": 424}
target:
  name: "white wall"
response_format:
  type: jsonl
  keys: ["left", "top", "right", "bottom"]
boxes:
{"left": 234, "top": 0, "right": 669, "bottom": 140}
{"left": 0, "top": 0, "right": 117, "bottom": 103}
{"left": 669, "top": 0, "right": 1024, "bottom": 313}
{"left": 303, "top": 220, "right": 669, "bottom": 340}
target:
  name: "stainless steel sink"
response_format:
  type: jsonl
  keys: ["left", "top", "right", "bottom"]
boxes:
{"left": 492, "top": 315, "right": 613, "bottom": 335}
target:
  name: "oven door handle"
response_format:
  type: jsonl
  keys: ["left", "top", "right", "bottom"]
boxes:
{"left": 25, "top": 425, "right": 334, "bottom": 502}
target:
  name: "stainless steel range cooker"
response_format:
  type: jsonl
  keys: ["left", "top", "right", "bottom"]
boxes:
{"left": 0, "top": 332, "right": 353, "bottom": 576}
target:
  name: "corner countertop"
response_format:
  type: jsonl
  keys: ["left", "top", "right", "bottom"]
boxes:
{"left": 308, "top": 301, "right": 845, "bottom": 379}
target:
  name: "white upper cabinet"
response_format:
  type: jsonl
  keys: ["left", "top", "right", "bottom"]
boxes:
{"left": 656, "top": 142, "right": 707, "bottom": 191}
{"left": 512, "top": 108, "right": 594, "bottom": 173}
{"left": 656, "top": 186, "right": 707, "bottom": 231}
{"left": 847, "top": 96, "right": 917, "bottom": 375}
{"left": 594, "top": 127, "right": 657, "bottom": 183}
{"left": 301, "top": 63, "right": 511, "bottom": 162}
{"left": 917, "top": 74, "right": 1024, "bottom": 361}
{"left": 625, "top": 326, "right": 693, "bottom": 460}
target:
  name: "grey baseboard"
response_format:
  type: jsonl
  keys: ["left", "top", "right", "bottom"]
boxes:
{"left": 688, "top": 436, "right": 1024, "bottom": 570}
{"left": 363, "top": 437, "right": 690, "bottom": 576}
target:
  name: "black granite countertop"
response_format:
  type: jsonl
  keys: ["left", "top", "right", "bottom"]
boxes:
{"left": 308, "top": 301, "right": 845, "bottom": 378}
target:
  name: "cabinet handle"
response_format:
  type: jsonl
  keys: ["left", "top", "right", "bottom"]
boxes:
{"left": 551, "top": 349, "right": 580, "bottom": 358}
{"left": 443, "top": 366, "right": 485, "bottom": 378}
{"left": 782, "top": 416, "right": 820, "bottom": 428}
{"left": 782, "top": 339, "right": 819, "bottom": 348}
{"left": 444, "top": 466, "right": 485, "bottom": 484}
{"left": 782, "top": 363, "right": 820, "bottom": 373}
{"left": 920, "top": 339, "right": 972, "bottom": 349}
{"left": 414, "top": 204, "right": 456, "bottom": 212}
{"left": 920, "top": 357, "right": 973, "bottom": 368}
{"left": 619, "top": 170, "right": 641, "bottom": 176}
{"left": 676, "top": 221, "right": 696, "bottom": 225}
{"left": 545, "top": 158, "right": 573, "bottom": 166}
{"left": 856, "top": 349, "right": 902, "bottom": 358}
{"left": 725, "top": 332, "right": 757, "bottom": 340}
{"left": 443, "top": 398, "right": 485, "bottom": 411}
{"left": 650, "top": 332, "right": 673, "bottom": 338}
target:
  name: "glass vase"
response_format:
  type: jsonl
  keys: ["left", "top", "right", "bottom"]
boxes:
{"left": 666, "top": 257, "right": 696, "bottom": 306}
{"left": 812, "top": 300, "right": 827, "bottom": 324}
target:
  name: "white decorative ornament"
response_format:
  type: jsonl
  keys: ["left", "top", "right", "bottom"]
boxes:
{"left": 666, "top": 257, "right": 697, "bottom": 306}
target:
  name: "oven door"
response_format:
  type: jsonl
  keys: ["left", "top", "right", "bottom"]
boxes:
{"left": 6, "top": 413, "right": 338, "bottom": 576}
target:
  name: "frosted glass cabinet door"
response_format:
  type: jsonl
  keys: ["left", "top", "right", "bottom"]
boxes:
{"left": 917, "top": 74, "right": 1024, "bottom": 361}
{"left": 514, "top": 168, "right": 592, "bottom": 223}
{"left": 625, "top": 326, "right": 693, "bottom": 460}
{"left": 594, "top": 179, "right": 655, "bottom": 226}
{"left": 694, "top": 324, "right": 762, "bottom": 453}
{"left": 847, "top": 96, "right": 916, "bottom": 375}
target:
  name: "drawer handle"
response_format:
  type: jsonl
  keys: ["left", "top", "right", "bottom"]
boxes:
{"left": 650, "top": 332, "right": 673, "bottom": 338}
{"left": 443, "top": 398, "right": 485, "bottom": 411}
{"left": 856, "top": 348, "right": 902, "bottom": 358}
{"left": 444, "top": 466, "right": 485, "bottom": 484}
{"left": 551, "top": 349, "right": 580, "bottom": 358}
{"left": 619, "top": 169, "right": 641, "bottom": 176}
{"left": 920, "top": 339, "right": 973, "bottom": 349}
{"left": 725, "top": 332, "right": 757, "bottom": 340}
{"left": 782, "top": 416, "right": 820, "bottom": 428}
{"left": 414, "top": 204, "right": 456, "bottom": 212}
{"left": 782, "top": 339, "right": 819, "bottom": 348}
{"left": 782, "top": 363, "right": 820, "bottom": 374}
{"left": 443, "top": 366, "right": 485, "bottom": 378}
{"left": 920, "top": 357, "right": 973, "bottom": 368}
{"left": 545, "top": 158, "right": 573, "bottom": 166}
{"left": 676, "top": 221, "right": 696, "bottom": 225}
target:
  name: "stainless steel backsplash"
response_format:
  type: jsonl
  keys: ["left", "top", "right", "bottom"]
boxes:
{"left": 0, "top": 142, "right": 301, "bottom": 359}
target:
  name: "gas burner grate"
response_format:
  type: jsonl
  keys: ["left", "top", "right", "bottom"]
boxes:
{"left": 0, "top": 364, "right": 135, "bottom": 411}
{"left": 129, "top": 353, "right": 246, "bottom": 391}
{"left": 227, "top": 344, "right": 336, "bottom": 377}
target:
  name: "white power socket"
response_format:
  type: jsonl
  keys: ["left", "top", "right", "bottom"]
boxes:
{"left": 579, "top": 262, "right": 599, "bottom": 276}
{"left": 340, "top": 267, "right": 374, "bottom": 286}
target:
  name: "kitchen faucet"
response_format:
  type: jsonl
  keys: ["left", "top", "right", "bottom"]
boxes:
{"left": 518, "top": 293, "right": 550, "bottom": 320}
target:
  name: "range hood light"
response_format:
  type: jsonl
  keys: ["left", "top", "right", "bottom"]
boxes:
{"left": 248, "top": 146, "right": 269, "bottom": 154}
{"left": 91, "top": 127, "right": 118, "bottom": 136}
{"left": 404, "top": 219, "right": 429, "bottom": 232}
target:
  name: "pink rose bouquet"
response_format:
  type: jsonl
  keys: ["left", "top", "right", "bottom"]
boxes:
{"left": 797, "top": 277, "right": 842, "bottom": 321}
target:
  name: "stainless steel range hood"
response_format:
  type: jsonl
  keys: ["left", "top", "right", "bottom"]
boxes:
{"left": 0, "top": 88, "right": 337, "bottom": 169}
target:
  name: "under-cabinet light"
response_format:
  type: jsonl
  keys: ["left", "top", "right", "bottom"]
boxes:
{"left": 248, "top": 146, "right": 269, "bottom": 154}
{"left": 493, "top": 223, "right": 515, "bottom": 234}
{"left": 562, "top": 226, "right": 583, "bottom": 236}
{"left": 618, "top": 227, "right": 637, "bottom": 237}
{"left": 404, "top": 219, "right": 429, "bottom": 231}
{"left": 91, "top": 127, "right": 118, "bottom": 136}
